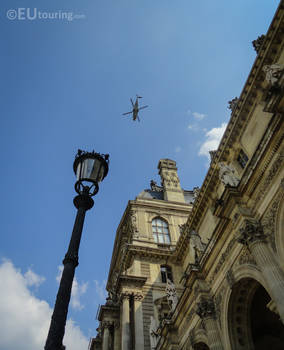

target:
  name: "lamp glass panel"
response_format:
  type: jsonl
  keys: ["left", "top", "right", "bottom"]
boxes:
{"left": 79, "top": 158, "right": 104, "bottom": 182}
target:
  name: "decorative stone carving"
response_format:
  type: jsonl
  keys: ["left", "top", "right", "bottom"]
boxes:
{"left": 252, "top": 34, "right": 265, "bottom": 53}
{"left": 101, "top": 321, "right": 113, "bottom": 330}
{"left": 237, "top": 219, "right": 266, "bottom": 246}
{"left": 263, "top": 63, "right": 284, "bottom": 86}
{"left": 254, "top": 153, "right": 284, "bottom": 204}
{"left": 178, "top": 223, "right": 186, "bottom": 236}
{"left": 129, "top": 210, "right": 139, "bottom": 234}
{"left": 261, "top": 187, "right": 284, "bottom": 252}
{"left": 228, "top": 97, "right": 239, "bottom": 111}
{"left": 219, "top": 162, "right": 240, "bottom": 187}
{"left": 238, "top": 248, "right": 257, "bottom": 266}
{"left": 193, "top": 186, "right": 200, "bottom": 199}
{"left": 149, "top": 316, "right": 160, "bottom": 349}
{"left": 150, "top": 180, "right": 163, "bottom": 192}
{"left": 120, "top": 291, "right": 132, "bottom": 301}
{"left": 190, "top": 230, "right": 207, "bottom": 264}
{"left": 133, "top": 292, "right": 144, "bottom": 301}
{"left": 165, "top": 279, "right": 179, "bottom": 312}
{"left": 106, "top": 290, "right": 119, "bottom": 306}
{"left": 209, "top": 150, "right": 217, "bottom": 161}
{"left": 196, "top": 298, "right": 216, "bottom": 319}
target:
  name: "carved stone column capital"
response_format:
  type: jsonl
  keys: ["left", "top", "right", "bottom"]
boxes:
{"left": 113, "top": 320, "right": 120, "bottom": 329}
{"left": 196, "top": 298, "right": 216, "bottom": 320}
{"left": 101, "top": 321, "right": 113, "bottom": 330}
{"left": 120, "top": 291, "right": 132, "bottom": 301}
{"left": 133, "top": 292, "right": 144, "bottom": 301}
{"left": 237, "top": 219, "right": 267, "bottom": 246}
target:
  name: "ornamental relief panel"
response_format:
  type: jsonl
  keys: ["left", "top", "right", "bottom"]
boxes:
{"left": 261, "top": 182, "right": 284, "bottom": 252}
{"left": 237, "top": 247, "right": 257, "bottom": 266}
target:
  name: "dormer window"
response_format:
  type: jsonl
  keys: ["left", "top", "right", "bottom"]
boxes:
{"left": 152, "top": 218, "right": 170, "bottom": 244}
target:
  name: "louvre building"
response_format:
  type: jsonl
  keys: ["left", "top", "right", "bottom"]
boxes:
{"left": 89, "top": 2, "right": 284, "bottom": 349}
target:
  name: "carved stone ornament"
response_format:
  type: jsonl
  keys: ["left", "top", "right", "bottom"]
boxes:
{"left": 133, "top": 292, "right": 144, "bottom": 301}
{"left": 238, "top": 248, "right": 257, "bottom": 266}
{"left": 219, "top": 162, "right": 240, "bottom": 187}
{"left": 129, "top": 210, "right": 139, "bottom": 234}
{"left": 237, "top": 219, "right": 266, "bottom": 246}
{"left": 193, "top": 186, "right": 200, "bottom": 199}
{"left": 165, "top": 279, "right": 179, "bottom": 312}
{"left": 228, "top": 97, "right": 239, "bottom": 111}
{"left": 252, "top": 34, "right": 265, "bottom": 53}
{"left": 263, "top": 63, "right": 284, "bottom": 86}
{"left": 101, "top": 321, "right": 113, "bottom": 330}
{"left": 196, "top": 298, "right": 216, "bottom": 319}
{"left": 106, "top": 290, "right": 119, "bottom": 306}
{"left": 150, "top": 180, "right": 163, "bottom": 192}
{"left": 190, "top": 230, "right": 207, "bottom": 264}
{"left": 261, "top": 187, "right": 284, "bottom": 252}
{"left": 209, "top": 150, "right": 217, "bottom": 161}
{"left": 178, "top": 223, "right": 187, "bottom": 235}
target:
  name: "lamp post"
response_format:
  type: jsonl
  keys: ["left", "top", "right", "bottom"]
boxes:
{"left": 45, "top": 149, "right": 109, "bottom": 350}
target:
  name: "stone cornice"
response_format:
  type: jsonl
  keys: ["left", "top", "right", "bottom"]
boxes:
{"left": 118, "top": 275, "right": 147, "bottom": 291}
{"left": 175, "top": 2, "right": 284, "bottom": 264}
{"left": 97, "top": 304, "right": 120, "bottom": 322}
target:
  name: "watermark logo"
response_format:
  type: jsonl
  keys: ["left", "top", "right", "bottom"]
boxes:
{"left": 7, "top": 8, "right": 86, "bottom": 22}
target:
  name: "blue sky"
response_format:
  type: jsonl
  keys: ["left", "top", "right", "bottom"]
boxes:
{"left": 0, "top": 0, "right": 279, "bottom": 348}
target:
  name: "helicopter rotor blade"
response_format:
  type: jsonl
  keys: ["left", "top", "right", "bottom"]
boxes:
{"left": 130, "top": 98, "right": 134, "bottom": 107}
{"left": 122, "top": 111, "right": 133, "bottom": 115}
{"left": 138, "top": 105, "right": 148, "bottom": 111}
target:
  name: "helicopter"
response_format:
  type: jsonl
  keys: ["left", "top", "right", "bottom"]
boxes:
{"left": 122, "top": 95, "right": 148, "bottom": 122}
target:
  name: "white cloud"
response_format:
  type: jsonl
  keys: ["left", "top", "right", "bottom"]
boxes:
{"left": 0, "top": 259, "right": 88, "bottom": 350}
{"left": 56, "top": 266, "right": 88, "bottom": 311}
{"left": 24, "top": 269, "right": 45, "bottom": 287}
{"left": 192, "top": 112, "right": 206, "bottom": 120}
{"left": 175, "top": 146, "right": 181, "bottom": 153}
{"left": 94, "top": 280, "right": 107, "bottom": 302}
{"left": 198, "top": 123, "right": 227, "bottom": 160}
{"left": 188, "top": 123, "right": 199, "bottom": 131}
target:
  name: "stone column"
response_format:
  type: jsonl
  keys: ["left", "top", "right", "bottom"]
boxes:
{"left": 113, "top": 321, "right": 120, "bottom": 350}
{"left": 121, "top": 293, "right": 131, "bottom": 350}
{"left": 134, "top": 293, "right": 144, "bottom": 350}
{"left": 102, "top": 322, "right": 111, "bottom": 350}
{"left": 238, "top": 219, "right": 284, "bottom": 323}
{"left": 196, "top": 298, "right": 224, "bottom": 350}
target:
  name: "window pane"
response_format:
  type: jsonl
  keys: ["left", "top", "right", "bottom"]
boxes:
{"left": 158, "top": 234, "right": 164, "bottom": 242}
{"left": 153, "top": 234, "right": 158, "bottom": 242}
{"left": 164, "top": 235, "right": 170, "bottom": 243}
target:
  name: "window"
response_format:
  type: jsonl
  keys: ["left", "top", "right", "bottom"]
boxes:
{"left": 237, "top": 149, "right": 249, "bottom": 169}
{"left": 152, "top": 218, "right": 171, "bottom": 244}
{"left": 160, "top": 265, "right": 173, "bottom": 283}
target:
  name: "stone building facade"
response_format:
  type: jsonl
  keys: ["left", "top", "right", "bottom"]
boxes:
{"left": 89, "top": 2, "right": 284, "bottom": 349}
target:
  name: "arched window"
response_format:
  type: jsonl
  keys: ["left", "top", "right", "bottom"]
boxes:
{"left": 160, "top": 265, "right": 173, "bottom": 283}
{"left": 152, "top": 218, "right": 171, "bottom": 244}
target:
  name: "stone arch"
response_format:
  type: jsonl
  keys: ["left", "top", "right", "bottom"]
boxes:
{"left": 191, "top": 326, "right": 208, "bottom": 349}
{"left": 227, "top": 277, "right": 284, "bottom": 350}
{"left": 221, "top": 264, "right": 266, "bottom": 350}
{"left": 193, "top": 342, "right": 209, "bottom": 350}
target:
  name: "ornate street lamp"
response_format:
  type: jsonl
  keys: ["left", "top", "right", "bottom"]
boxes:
{"left": 45, "top": 150, "right": 109, "bottom": 350}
